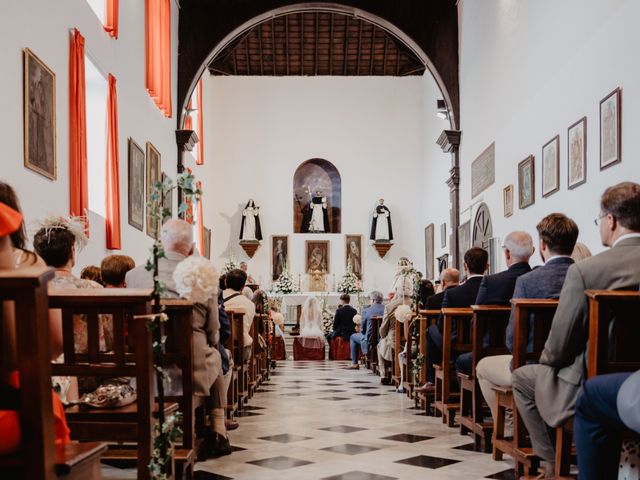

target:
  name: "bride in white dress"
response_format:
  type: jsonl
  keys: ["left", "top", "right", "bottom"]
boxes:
{"left": 299, "top": 296, "right": 325, "bottom": 337}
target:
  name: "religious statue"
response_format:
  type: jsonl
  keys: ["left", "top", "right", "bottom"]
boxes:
{"left": 239, "top": 199, "right": 262, "bottom": 241}
{"left": 370, "top": 198, "right": 393, "bottom": 242}
{"left": 303, "top": 188, "right": 329, "bottom": 233}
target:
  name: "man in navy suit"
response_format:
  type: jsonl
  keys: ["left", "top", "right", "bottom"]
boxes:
{"left": 416, "top": 247, "right": 488, "bottom": 393}
{"left": 455, "top": 231, "right": 534, "bottom": 376}
{"left": 327, "top": 294, "right": 357, "bottom": 341}
{"left": 475, "top": 213, "right": 578, "bottom": 431}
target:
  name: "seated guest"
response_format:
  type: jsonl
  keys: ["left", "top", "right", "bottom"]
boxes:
{"left": 475, "top": 213, "right": 578, "bottom": 428}
{"left": 126, "top": 219, "right": 231, "bottom": 454}
{"left": 239, "top": 261, "right": 256, "bottom": 284}
{"left": 378, "top": 258, "right": 416, "bottom": 384}
{"left": 299, "top": 296, "right": 324, "bottom": 337}
{"left": 512, "top": 182, "right": 640, "bottom": 476}
{"left": 455, "top": 231, "right": 534, "bottom": 376}
{"left": 574, "top": 370, "right": 640, "bottom": 480}
{"left": 80, "top": 265, "right": 103, "bottom": 286}
{"left": 222, "top": 268, "right": 255, "bottom": 360}
{"left": 346, "top": 291, "right": 384, "bottom": 370}
{"left": 100, "top": 255, "right": 135, "bottom": 288}
{"left": 0, "top": 200, "right": 69, "bottom": 455}
{"left": 571, "top": 241, "right": 592, "bottom": 262}
{"left": 426, "top": 268, "right": 460, "bottom": 311}
{"left": 418, "top": 279, "right": 436, "bottom": 310}
{"left": 327, "top": 294, "right": 357, "bottom": 341}
{"left": 417, "top": 248, "right": 487, "bottom": 393}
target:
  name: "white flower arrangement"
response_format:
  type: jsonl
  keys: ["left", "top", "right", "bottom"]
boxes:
{"left": 337, "top": 263, "right": 362, "bottom": 294}
{"left": 273, "top": 268, "right": 299, "bottom": 294}
{"left": 173, "top": 256, "right": 219, "bottom": 304}
{"left": 395, "top": 304, "right": 413, "bottom": 324}
{"left": 320, "top": 295, "right": 334, "bottom": 334}
{"left": 221, "top": 252, "right": 240, "bottom": 275}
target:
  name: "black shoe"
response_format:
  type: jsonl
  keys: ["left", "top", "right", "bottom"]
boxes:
{"left": 205, "top": 432, "right": 232, "bottom": 457}
{"left": 380, "top": 377, "right": 392, "bottom": 385}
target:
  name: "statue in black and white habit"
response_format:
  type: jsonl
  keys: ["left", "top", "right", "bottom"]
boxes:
{"left": 239, "top": 199, "right": 262, "bottom": 241}
{"left": 370, "top": 198, "right": 393, "bottom": 242}
{"left": 303, "top": 188, "right": 329, "bottom": 233}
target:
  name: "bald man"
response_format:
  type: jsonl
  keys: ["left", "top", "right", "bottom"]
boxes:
{"left": 425, "top": 268, "right": 460, "bottom": 311}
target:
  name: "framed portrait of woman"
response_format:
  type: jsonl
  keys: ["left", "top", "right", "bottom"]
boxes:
{"left": 568, "top": 117, "right": 587, "bottom": 189}
{"left": 271, "top": 235, "right": 288, "bottom": 280}
{"left": 345, "top": 235, "right": 363, "bottom": 280}
{"left": 600, "top": 88, "right": 621, "bottom": 170}
{"left": 518, "top": 155, "right": 535, "bottom": 209}
{"left": 542, "top": 135, "right": 560, "bottom": 198}
{"left": 306, "top": 240, "right": 329, "bottom": 274}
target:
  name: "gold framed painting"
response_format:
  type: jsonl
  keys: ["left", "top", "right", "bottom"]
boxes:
{"left": 127, "top": 138, "right": 145, "bottom": 231}
{"left": 503, "top": 185, "right": 514, "bottom": 218}
{"left": 568, "top": 117, "right": 587, "bottom": 189}
{"left": 271, "top": 235, "right": 289, "bottom": 280}
{"left": 146, "top": 142, "right": 161, "bottom": 238}
{"left": 345, "top": 234, "right": 363, "bottom": 280}
{"left": 23, "top": 48, "right": 56, "bottom": 180}
{"left": 305, "top": 240, "right": 329, "bottom": 274}
{"left": 542, "top": 135, "right": 560, "bottom": 198}
{"left": 518, "top": 155, "right": 535, "bottom": 210}
{"left": 600, "top": 88, "right": 621, "bottom": 170}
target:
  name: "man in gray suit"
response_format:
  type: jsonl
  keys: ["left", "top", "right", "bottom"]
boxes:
{"left": 512, "top": 182, "right": 640, "bottom": 475}
{"left": 476, "top": 213, "right": 578, "bottom": 430}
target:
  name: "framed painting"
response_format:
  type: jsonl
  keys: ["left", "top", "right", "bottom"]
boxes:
{"left": 542, "top": 135, "right": 560, "bottom": 198}
{"left": 127, "top": 138, "right": 145, "bottom": 231}
{"left": 271, "top": 235, "right": 289, "bottom": 280}
{"left": 600, "top": 88, "right": 621, "bottom": 170}
{"left": 518, "top": 155, "right": 535, "bottom": 210}
{"left": 568, "top": 117, "right": 587, "bottom": 189}
{"left": 146, "top": 142, "right": 161, "bottom": 238}
{"left": 345, "top": 234, "right": 363, "bottom": 280}
{"left": 440, "top": 223, "right": 447, "bottom": 248}
{"left": 503, "top": 185, "right": 514, "bottom": 217}
{"left": 203, "top": 227, "right": 212, "bottom": 260}
{"left": 458, "top": 221, "right": 471, "bottom": 268}
{"left": 23, "top": 48, "right": 56, "bottom": 180}
{"left": 161, "top": 172, "right": 173, "bottom": 223}
{"left": 305, "top": 240, "right": 329, "bottom": 274}
{"left": 424, "top": 224, "right": 434, "bottom": 280}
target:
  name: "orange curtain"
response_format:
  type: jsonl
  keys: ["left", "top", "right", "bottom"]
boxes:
{"left": 184, "top": 99, "right": 193, "bottom": 130}
{"left": 196, "top": 181, "right": 204, "bottom": 254}
{"left": 69, "top": 29, "right": 89, "bottom": 233}
{"left": 104, "top": 0, "right": 119, "bottom": 39}
{"left": 196, "top": 80, "right": 204, "bottom": 165}
{"left": 145, "top": 0, "right": 172, "bottom": 117}
{"left": 105, "top": 74, "right": 121, "bottom": 249}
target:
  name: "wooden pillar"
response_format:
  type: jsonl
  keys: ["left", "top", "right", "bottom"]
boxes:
{"left": 437, "top": 130, "right": 462, "bottom": 269}
{"left": 175, "top": 129, "right": 199, "bottom": 213}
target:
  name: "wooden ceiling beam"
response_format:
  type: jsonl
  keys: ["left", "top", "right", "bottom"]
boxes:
{"left": 244, "top": 34, "right": 251, "bottom": 75}
{"left": 382, "top": 33, "right": 388, "bottom": 76}
{"left": 271, "top": 18, "right": 276, "bottom": 75}
{"left": 257, "top": 24, "right": 264, "bottom": 75}
{"left": 300, "top": 12, "right": 304, "bottom": 75}
{"left": 329, "top": 12, "right": 334, "bottom": 75}
{"left": 343, "top": 16, "right": 350, "bottom": 75}
{"left": 356, "top": 19, "right": 363, "bottom": 75}
{"left": 314, "top": 12, "right": 319, "bottom": 75}
{"left": 369, "top": 26, "right": 376, "bottom": 75}
{"left": 285, "top": 15, "right": 290, "bottom": 75}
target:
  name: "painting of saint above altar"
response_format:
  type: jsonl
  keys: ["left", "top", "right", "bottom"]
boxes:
{"left": 293, "top": 158, "right": 341, "bottom": 233}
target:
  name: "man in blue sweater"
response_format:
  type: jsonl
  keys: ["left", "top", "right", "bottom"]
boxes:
{"left": 346, "top": 291, "right": 385, "bottom": 369}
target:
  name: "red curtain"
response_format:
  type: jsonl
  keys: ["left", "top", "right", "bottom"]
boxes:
{"left": 145, "top": 0, "right": 172, "bottom": 117}
{"left": 104, "top": 0, "right": 119, "bottom": 39}
{"left": 196, "top": 181, "right": 204, "bottom": 254}
{"left": 184, "top": 99, "right": 193, "bottom": 130}
{"left": 69, "top": 29, "right": 89, "bottom": 233}
{"left": 196, "top": 80, "right": 204, "bottom": 165}
{"left": 105, "top": 74, "right": 121, "bottom": 249}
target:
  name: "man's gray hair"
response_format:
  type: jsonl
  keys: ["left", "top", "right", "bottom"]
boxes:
{"left": 440, "top": 268, "right": 460, "bottom": 284}
{"left": 504, "top": 231, "right": 534, "bottom": 260}
{"left": 160, "top": 219, "right": 193, "bottom": 253}
{"left": 370, "top": 290, "right": 384, "bottom": 303}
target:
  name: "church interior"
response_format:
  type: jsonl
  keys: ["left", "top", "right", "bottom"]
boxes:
{"left": 1, "top": 1, "right": 640, "bottom": 479}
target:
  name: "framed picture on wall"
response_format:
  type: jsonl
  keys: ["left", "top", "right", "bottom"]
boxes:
{"left": 203, "top": 227, "right": 212, "bottom": 259}
{"left": 458, "top": 221, "right": 471, "bottom": 266}
{"left": 345, "top": 234, "right": 363, "bottom": 280}
{"left": 568, "top": 117, "right": 587, "bottom": 189}
{"left": 503, "top": 185, "right": 514, "bottom": 218}
{"left": 424, "top": 224, "right": 435, "bottom": 280}
{"left": 146, "top": 142, "right": 161, "bottom": 239}
{"left": 271, "top": 235, "right": 288, "bottom": 280}
{"left": 600, "top": 88, "right": 621, "bottom": 170}
{"left": 23, "top": 48, "right": 56, "bottom": 180}
{"left": 306, "top": 240, "right": 329, "bottom": 274}
{"left": 127, "top": 138, "right": 145, "bottom": 231}
{"left": 440, "top": 223, "right": 447, "bottom": 248}
{"left": 542, "top": 135, "right": 560, "bottom": 198}
{"left": 518, "top": 155, "right": 535, "bottom": 209}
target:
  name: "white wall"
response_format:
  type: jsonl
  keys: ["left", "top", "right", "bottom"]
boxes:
{"left": 459, "top": 0, "right": 640, "bottom": 267}
{"left": 188, "top": 75, "right": 449, "bottom": 291}
{"left": 0, "top": 0, "right": 179, "bottom": 270}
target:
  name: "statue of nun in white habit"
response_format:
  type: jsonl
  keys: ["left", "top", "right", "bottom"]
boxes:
{"left": 370, "top": 198, "right": 393, "bottom": 242}
{"left": 239, "top": 199, "right": 262, "bottom": 241}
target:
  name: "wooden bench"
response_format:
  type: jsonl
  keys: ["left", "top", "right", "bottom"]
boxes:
{"left": 434, "top": 308, "right": 473, "bottom": 427}
{"left": 414, "top": 310, "right": 440, "bottom": 412}
{"left": 554, "top": 290, "right": 640, "bottom": 478}
{"left": 458, "top": 305, "right": 511, "bottom": 452}
{"left": 368, "top": 315, "right": 382, "bottom": 374}
{"left": 492, "top": 299, "right": 557, "bottom": 477}
{"left": 224, "top": 309, "right": 242, "bottom": 416}
{"left": 48, "top": 288, "right": 176, "bottom": 480}
{"left": 0, "top": 267, "right": 106, "bottom": 480}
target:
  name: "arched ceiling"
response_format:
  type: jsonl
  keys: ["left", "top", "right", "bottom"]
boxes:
{"left": 207, "top": 12, "right": 426, "bottom": 77}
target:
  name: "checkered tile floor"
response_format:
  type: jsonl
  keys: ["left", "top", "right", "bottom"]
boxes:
{"left": 192, "top": 360, "right": 515, "bottom": 480}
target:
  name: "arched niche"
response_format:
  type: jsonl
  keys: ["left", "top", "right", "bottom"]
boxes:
{"left": 293, "top": 159, "right": 341, "bottom": 233}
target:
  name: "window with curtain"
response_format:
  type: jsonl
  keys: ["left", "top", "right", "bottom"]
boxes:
{"left": 145, "top": 0, "right": 172, "bottom": 117}
{"left": 85, "top": 0, "right": 118, "bottom": 38}
{"left": 105, "top": 74, "right": 121, "bottom": 249}
{"left": 85, "top": 56, "right": 108, "bottom": 218}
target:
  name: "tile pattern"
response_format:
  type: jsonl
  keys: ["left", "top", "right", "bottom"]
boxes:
{"left": 193, "top": 359, "right": 515, "bottom": 480}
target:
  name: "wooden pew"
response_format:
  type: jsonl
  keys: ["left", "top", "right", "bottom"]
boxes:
{"left": 368, "top": 315, "right": 382, "bottom": 374}
{"left": 48, "top": 288, "right": 177, "bottom": 480}
{"left": 226, "top": 310, "right": 247, "bottom": 409}
{"left": 414, "top": 310, "right": 440, "bottom": 412}
{"left": 458, "top": 305, "right": 511, "bottom": 452}
{"left": 392, "top": 317, "right": 403, "bottom": 388}
{"left": 0, "top": 267, "right": 106, "bottom": 480}
{"left": 554, "top": 290, "right": 640, "bottom": 478}
{"left": 492, "top": 299, "right": 558, "bottom": 477}
{"left": 434, "top": 308, "right": 473, "bottom": 427}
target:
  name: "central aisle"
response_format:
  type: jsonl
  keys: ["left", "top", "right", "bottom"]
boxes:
{"left": 195, "top": 360, "right": 514, "bottom": 480}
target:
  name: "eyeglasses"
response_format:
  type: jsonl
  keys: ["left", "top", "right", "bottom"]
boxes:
{"left": 594, "top": 213, "right": 607, "bottom": 226}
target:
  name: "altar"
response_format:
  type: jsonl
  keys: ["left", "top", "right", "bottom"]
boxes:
{"left": 275, "top": 292, "right": 366, "bottom": 326}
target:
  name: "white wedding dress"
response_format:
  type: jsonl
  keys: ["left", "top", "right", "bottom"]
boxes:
{"left": 299, "top": 296, "right": 325, "bottom": 337}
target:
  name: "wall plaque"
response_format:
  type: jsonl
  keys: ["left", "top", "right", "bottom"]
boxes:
{"left": 471, "top": 142, "right": 495, "bottom": 198}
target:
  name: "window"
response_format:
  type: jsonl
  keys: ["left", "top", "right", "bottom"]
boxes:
{"left": 86, "top": 0, "right": 105, "bottom": 24}
{"left": 85, "top": 55, "right": 108, "bottom": 217}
